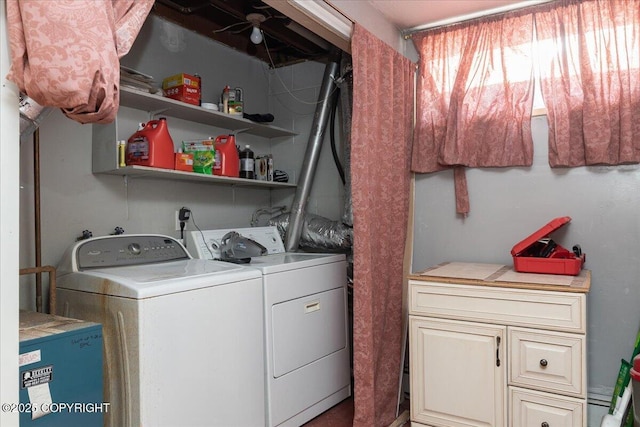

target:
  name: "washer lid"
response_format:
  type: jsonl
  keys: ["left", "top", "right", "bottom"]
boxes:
{"left": 58, "top": 259, "right": 261, "bottom": 299}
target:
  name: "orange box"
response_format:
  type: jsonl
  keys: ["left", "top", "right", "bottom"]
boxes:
{"left": 163, "top": 73, "right": 200, "bottom": 106}
{"left": 174, "top": 152, "right": 194, "bottom": 172}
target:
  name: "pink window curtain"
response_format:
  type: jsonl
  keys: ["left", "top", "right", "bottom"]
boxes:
{"left": 534, "top": 0, "right": 640, "bottom": 167}
{"left": 351, "top": 24, "right": 414, "bottom": 427}
{"left": 412, "top": 12, "right": 535, "bottom": 214}
{"left": 6, "top": 0, "right": 154, "bottom": 124}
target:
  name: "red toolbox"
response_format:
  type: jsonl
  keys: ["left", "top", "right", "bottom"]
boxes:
{"left": 511, "top": 216, "right": 585, "bottom": 275}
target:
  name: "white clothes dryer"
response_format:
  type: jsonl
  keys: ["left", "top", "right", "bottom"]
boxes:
{"left": 187, "top": 226, "right": 351, "bottom": 427}
{"left": 56, "top": 234, "right": 265, "bottom": 427}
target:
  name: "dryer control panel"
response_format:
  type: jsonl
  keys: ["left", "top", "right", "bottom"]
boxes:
{"left": 187, "top": 226, "right": 285, "bottom": 260}
{"left": 76, "top": 235, "right": 189, "bottom": 269}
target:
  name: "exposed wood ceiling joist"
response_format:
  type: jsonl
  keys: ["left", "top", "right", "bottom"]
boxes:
{"left": 153, "top": 0, "right": 334, "bottom": 67}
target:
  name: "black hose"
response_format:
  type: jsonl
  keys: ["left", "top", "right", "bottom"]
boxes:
{"left": 330, "top": 86, "right": 346, "bottom": 185}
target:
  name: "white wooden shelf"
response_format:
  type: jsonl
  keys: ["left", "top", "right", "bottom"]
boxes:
{"left": 92, "top": 86, "right": 297, "bottom": 191}
{"left": 120, "top": 86, "right": 296, "bottom": 138}
{"left": 99, "top": 165, "right": 296, "bottom": 188}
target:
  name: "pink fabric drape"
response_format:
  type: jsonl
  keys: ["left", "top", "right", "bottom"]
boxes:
{"left": 535, "top": 0, "right": 640, "bottom": 167}
{"left": 351, "top": 24, "right": 414, "bottom": 427}
{"left": 412, "top": 12, "right": 535, "bottom": 214}
{"left": 6, "top": 0, "right": 154, "bottom": 124}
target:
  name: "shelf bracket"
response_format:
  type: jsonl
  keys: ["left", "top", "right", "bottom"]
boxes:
{"left": 149, "top": 108, "right": 170, "bottom": 120}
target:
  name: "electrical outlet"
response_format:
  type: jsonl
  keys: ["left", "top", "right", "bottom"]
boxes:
{"left": 175, "top": 210, "right": 182, "bottom": 231}
{"left": 175, "top": 207, "right": 191, "bottom": 231}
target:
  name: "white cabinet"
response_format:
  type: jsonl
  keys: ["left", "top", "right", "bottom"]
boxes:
{"left": 92, "top": 86, "right": 297, "bottom": 188}
{"left": 408, "top": 263, "right": 590, "bottom": 427}
{"left": 510, "top": 387, "right": 585, "bottom": 427}
{"left": 508, "top": 327, "right": 585, "bottom": 397}
{"left": 410, "top": 317, "right": 506, "bottom": 427}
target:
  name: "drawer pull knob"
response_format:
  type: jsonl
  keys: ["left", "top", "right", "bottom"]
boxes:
{"left": 540, "top": 359, "right": 548, "bottom": 367}
{"left": 541, "top": 423, "right": 549, "bottom": 427}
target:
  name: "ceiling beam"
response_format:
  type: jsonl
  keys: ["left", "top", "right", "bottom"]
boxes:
{"left": 263, "top": 0, "right": 352, "bottom": 53}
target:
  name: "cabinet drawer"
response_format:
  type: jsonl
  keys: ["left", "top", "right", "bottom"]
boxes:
{"left": 409, "top": 280, "right": 586, "bottom": 333}
{"left": 510, "top": 386, "right": 585, "bottom": 427}
{"left": 509, "top": 327, "right": 586, "bottom": 398}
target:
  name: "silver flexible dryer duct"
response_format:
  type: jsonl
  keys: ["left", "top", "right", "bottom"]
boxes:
{"left": 270, "top": 212, "right": 352, "bottom": 252}
{"left": 284, "top": 49, "right": 342, "bottom": 251}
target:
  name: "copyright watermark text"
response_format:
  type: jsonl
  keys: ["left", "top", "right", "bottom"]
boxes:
{"left": 2, "top": 402, "right": 110, "bottom": 414}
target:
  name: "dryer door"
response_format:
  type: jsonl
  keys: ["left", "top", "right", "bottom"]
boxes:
{"left": 271, "top": 287, "right": 347, "bottom": 377}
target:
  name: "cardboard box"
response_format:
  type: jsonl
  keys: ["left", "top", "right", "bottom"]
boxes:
{"left": 255, "top": 155, "right": 273, "bottom": 181}
{"left": 163, "top": 73, "right": 200, "bottom": 106}
{"left": 174, "top": 152, "right": 193, "bottom": 172}
{"left": 511, "top": 216, "right": 585, "bottom": 275}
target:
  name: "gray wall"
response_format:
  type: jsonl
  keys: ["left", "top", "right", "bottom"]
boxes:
{"left": 268, "top": 62, "right": 347, "bottom": 220}
{"left": 18, "top": 16, "right": 345, "bottom": 310}
{"left": 412, "top": 114, "right": 640, "bottom": 397}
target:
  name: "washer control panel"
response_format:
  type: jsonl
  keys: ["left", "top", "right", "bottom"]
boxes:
{"left": 76, "top": 235, "right": 189, "bottom": 269}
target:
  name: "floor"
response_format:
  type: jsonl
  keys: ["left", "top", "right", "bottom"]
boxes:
{"left": 305, "top": 396, "right": 610, "bottom": 426}
{"left": 302, "top": 396, "right": 411, "bottom": 427}
{"left": 302, "top": 397, "right": 354, "bottom": 427}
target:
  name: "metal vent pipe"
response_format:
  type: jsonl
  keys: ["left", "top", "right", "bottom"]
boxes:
{"left": 284, "top": 49, "right": 341, "bottom": 251}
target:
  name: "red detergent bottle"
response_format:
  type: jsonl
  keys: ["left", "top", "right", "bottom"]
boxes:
{"left": 213, "top": 134, "right": 239, "bottom": 177}
{"left": 126, "top": 118, "right": 175, "bottom": 170}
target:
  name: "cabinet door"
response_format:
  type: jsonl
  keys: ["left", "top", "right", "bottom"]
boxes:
{"left": 410, "top": 316, "right": 507, "bottom": 427}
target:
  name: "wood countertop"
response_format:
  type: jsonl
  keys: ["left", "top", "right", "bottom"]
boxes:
{"left": 408, "top": 262, "right": 590, "bottom": 293}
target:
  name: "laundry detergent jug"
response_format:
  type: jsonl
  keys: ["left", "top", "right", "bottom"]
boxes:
{"left": 126, "top": 118, "right": 175, "bottom": 170}
{"left": 213, "top": 134, "right": 239, "bottom": 177}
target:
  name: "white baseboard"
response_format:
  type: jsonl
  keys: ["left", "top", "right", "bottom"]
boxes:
{"left": 587, "top": 390, "right": 612, "bottom": 427}
{"left": 588, "top": 402, "right": 609, "bottom": 427}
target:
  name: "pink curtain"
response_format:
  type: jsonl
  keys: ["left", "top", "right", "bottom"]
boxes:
{"left": 351, "top": 24, "right": 414, "bottom": 427}
{"left": 534, "top": 0, "right": 640, "bottom": 167}
{"left": 412, "top": 12, "right": 535, "bottom": 214}
{"left": 6, "top": 0, "right": 154, "bottom": 124}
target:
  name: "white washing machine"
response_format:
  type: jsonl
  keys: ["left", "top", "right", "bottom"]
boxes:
{"left": 56, "top": 234, "right": 266, "bottom": 427}
{"left": 187, "top": 226, "right": 351, "bottom": 427}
